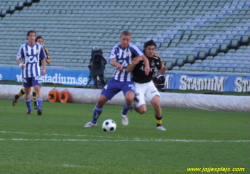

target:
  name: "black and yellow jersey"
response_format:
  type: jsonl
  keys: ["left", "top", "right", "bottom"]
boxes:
{"left": 132, "top": 53, "right": 163, "bottom": 83}
{"left": 39, "top": 46, "right": 51, "bottom": 66}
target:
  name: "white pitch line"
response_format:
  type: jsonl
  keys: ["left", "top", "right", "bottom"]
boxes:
{"left": 0, "top": 138, "right": 249, "bottom": 143}
{"left": 0, "top": 131, "right": 113, "bottom": 138}
{"left": 1, "top": 131, "right": 249, "bottom": 143}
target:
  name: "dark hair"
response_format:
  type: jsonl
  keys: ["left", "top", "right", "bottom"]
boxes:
{"left": 144, "top": 39, "right": 157, "bottom": 50}
{"left": 27, "top": 30, "right": 36, "bottom": 37}
{"left": 120, "top": 30, "right": 131, "bottom": 37}
{"left": 35, "top": 36, "right": 43, "bottom": 42}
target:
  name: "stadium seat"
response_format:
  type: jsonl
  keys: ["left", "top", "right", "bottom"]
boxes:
{"left": 210, "top": 67, "right": 219, "bottom": 72}
{"left": 229, "top": 39, "right": 239, "bottom": 49}
{"left": 225, "top": 67, "right": 234, "bottom": 72}
{"left": 175, "top": 58, "right": 185, "bottom": 67}
{"left": 240, "top": 35, "right": 250, "bottom": 45}
{"left": 203, "top": 66, "right": 211, "bottom": 72}
{"left": 196, "top": 51, "right": 206, "bottom": 60}
{"left": 0, "top": 10, "right": 7, "bottom": 18}
{"left": 186, "top": 54, "right": 195, "bottom": 63}
{"left": 24, "top": 0, "right": 33, "bottom": 6}
{"left": 218, "top": 43, "right": 228, "bottom": 53}
{"left": 16, "top": 2, "right": 24, "bottom": 11}
{"left": 172, "top": 66, "right": 180, "bottom": 71}
{"left": 165, "top": 61, "right": 173, "bottom": 70}
{"left": 207, "top": 47, "right": 218, "bottom": 56}
{"left": 7, "top": 6, "right": 16, "bottom": 14}
{"left": 242, "top": 68, "right": 250, "bottom": 73}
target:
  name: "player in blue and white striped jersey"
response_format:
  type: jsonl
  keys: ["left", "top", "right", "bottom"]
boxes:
{"left": 16, "top": 30, "right": 46, "bottom": 115}
{"left": 84, "top": 31, "right": 150, "bottom": 128}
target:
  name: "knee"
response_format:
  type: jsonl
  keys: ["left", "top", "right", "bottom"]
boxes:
{"left": 25, "top": 88, "right": 31, "bottom": 93}
{"left": 138, "top": 108, "right": 147, "bottom": 114}
{"left": 125, "top": 95, "right": 134, "bottom": 103}
{"left": 155, "top": 102, "right": 161, "bottom": 109}
{"left": 34, "top": 86, "right": 40, "bottom": 93}
{"left": 97, "top": 99, "right": 105, "bottom": 107}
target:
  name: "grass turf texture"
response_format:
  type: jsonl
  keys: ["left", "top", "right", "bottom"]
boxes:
{"left": 0, "top": 99, "right": 249, "bottom": 174}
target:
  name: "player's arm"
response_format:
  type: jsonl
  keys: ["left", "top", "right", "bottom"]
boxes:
{"left": 126, "top": 57, "right": 143, "bottom": 73}
{"left": 140, "top": 55, "right": 150, "bottom": 75}
{"left": 155, "top": 56, "right": 167, "bottom": 75}
{"left": 41, "top": 58, "right": 46, "bottom": 75}
{"left": 46, "top": 58, "right": 51, "bottom": 64}
{"left": 157, "top": 66, "right": 168, "bottom": 75}
{"left": 40, "top": 47, "right": 47, "bottom": 75}
{"left": 44, "top": 47, "right": 51, "bottom": 64}
{"left": 16, "top": 46, "right": 25, "bottom": 69}
{"left": 110, "top": 58, "right": 122, "bottom": 71}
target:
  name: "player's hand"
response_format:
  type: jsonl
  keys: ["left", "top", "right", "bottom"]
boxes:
{"left": 42, "top": 69, "right": 46, "bottom": 75}
{"left": 20, "top": 64, "right": 26, "bottom": 69}
{"left": 144, "top": 66, "right": 150, "bottom": 75}
{"left": 161, "top": 66, "right": 168, "bottom": 72}
{"left": 116, "top": 64, "right": 123, "bottom": 71}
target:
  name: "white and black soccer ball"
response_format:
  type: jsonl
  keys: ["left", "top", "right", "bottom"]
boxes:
{"left": 102, "top": 119, "right": 116, "bottom": 132}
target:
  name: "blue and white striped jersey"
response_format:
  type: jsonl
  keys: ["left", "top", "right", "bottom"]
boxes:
{"left": 16, "top": 42, "right": 46, "bottom": 78}
{"left": 110, "top": 43, "right": 143, "bottom": 82}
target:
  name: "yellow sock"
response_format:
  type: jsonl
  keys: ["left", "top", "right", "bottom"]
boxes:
{"left": 32, "top": 89, "right": 36, "bottom": 103}
{"left": 18, "top": 88, "right": 25, "bottom": 97}
{"left": 155, "top": 116, "right": 162, "bottom": 127}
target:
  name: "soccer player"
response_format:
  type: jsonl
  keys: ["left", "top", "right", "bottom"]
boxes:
{"left": 126, "top": 40, "right": 168, "bottom": 131}
{"left": 84, "top": 31, "right": 150, "bottom": 127}
{"left": 13, "top": 35, "right": 51, "bottom": 109}
{"left": 16, "top": 30, "right": 46, "bottom": 115}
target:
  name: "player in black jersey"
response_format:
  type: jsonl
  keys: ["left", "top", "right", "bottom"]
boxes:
{"left": 126, "top": 40, "right": 167, "bottom": 131}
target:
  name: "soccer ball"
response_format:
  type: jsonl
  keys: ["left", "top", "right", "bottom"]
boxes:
{"left": 102, "top": 119, "right": 116, "bottom": 132}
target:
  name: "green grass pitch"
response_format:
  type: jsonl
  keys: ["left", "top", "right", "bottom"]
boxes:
{"left": 0, "top": 99, "right": 249, "bottom": 174}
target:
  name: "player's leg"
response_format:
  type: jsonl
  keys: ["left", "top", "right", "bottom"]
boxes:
{"left": 23, "top": 77, "right": 33, "bottom": 114}
{"left": 85, "top": 79, "right": 119, "bottom": 127}
{"left": 86, "top": 94, "right": 109, "bottom": 126}
{"left": 13, "top": 88, "right": 25, "bottom": 106}
{"left": 32, "top": 77, "right": 43, "bottom": 115}
{"left": 32, "top": 88, "right": 37, "bottom": 109}
{"left": 150, "top": 95, "right": 165, "bottom": 130}
{"left": 121, "top": 81, "right": 137, "bottom": 125}
{"left": 133, "top": 83, "right": 147, "bottom": 114}
{"left": 24, "top": 87, "right": 32, "bottom": 114}
{"left": 146, "top": 81, "right": 166, "bottom": 131}
{"left": 34, "top": 85, "right": 42, "bottom": 115}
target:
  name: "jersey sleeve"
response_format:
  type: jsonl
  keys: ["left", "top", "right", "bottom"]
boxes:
{"left": 130, "top": 44, "right": 143, "bottom": 56}
{"left": 130, "top": 56, "right": 138, "bottom": 64}
{"left": 39, "top": 46, "right": 46, "bottom": 60}
{"left": 109, "top": 46, "right": 117, "bottom": 60}
{"left": 16, "top": 45, "right": 24, "bottom": 60}
{"left": 43, "top": 47, "right": 51, "bottom": 59}
{"left": 155, "top": 54, "right": 163, "bottom": 70}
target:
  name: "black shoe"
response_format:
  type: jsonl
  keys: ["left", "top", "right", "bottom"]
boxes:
{"left": 37, "top": 109, "right": 42, "bottom": 116}
{"left": 13, "top": 95, "right": 19, "bottom": 106}
{"left": 27, "top": 110, "right": 32, "bottom": 115}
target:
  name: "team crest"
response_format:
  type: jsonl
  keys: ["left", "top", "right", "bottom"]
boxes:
{"left": 36, "top": 50, "right": 39, "bottom": 54}
{"left": 151, "top": 60, "right": 155, "bottom": 67}
{"left": 126, "top": 51, "right": 129, "bottom": 57}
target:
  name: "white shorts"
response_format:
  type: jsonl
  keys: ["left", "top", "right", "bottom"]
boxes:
{"left": 134, "top": 80, "right": 160, "bottom": 107}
